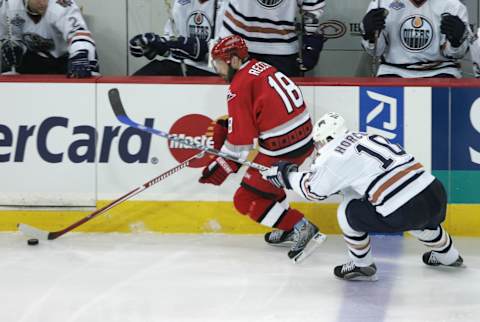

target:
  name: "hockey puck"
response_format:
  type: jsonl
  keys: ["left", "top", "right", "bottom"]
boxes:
{"left": 27, "top": 238, "right": 39, "bottom": 246}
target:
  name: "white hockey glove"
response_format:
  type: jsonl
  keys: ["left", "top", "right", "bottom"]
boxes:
{"left": 261, "top": 161, "right": 298, "bottom": 189}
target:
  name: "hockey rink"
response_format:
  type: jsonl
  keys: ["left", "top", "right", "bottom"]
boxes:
{"left": 1, "top": 233, "right": 479, "bottom": 322}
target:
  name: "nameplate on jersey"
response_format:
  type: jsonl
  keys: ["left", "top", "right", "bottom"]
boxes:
{"left": 248, "top": 62, "right": 271, "bottom": 76}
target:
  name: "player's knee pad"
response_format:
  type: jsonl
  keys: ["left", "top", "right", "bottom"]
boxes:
{"left": 337, "top": 198, "right": 363, "bottom": 236}
{"left": 409, "top": 226, "right": 444, "bottom": 243}
{"left": 233, "top": 188, "right": 254, "bottom": 215}
{"left": 233, "top": 186, "right": 287, "bottom": 215}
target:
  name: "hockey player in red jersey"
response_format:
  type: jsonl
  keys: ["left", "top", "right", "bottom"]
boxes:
{"left": 198, "top": 35, "right": 325, "bottom": 263}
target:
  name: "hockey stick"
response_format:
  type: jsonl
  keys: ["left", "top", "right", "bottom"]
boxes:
{"left": 164, "top": 0, "right": 187, "bottom": 77}
{"left": 18, "top": 151, "right": 204, "bottom": 240}
{"left": 297, "top": 4, "right": 305, "bottom": 77}
{"left": 372, "top": 0, "right": 381, "bottom": 76}
{"left": 108, "top": 88, "right": 269, "bottom": 172}
{"left": 2, "top": 0, "right": 18, "bottom": 75}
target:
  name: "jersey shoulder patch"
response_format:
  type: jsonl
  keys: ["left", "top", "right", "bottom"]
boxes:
{"left": 56, "top": 0, "right": 73, "bottom": 8}
{"left": 177, "top": 0, "right": 191, "bottom": 5}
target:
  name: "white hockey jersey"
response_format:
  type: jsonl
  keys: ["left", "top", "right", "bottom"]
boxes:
{"left": 470, "top": 28, "right": 480, "bottom": 78}
{"left": 288, "top": 132, "right": 435, "bottom": 216}
{"left": 219, "top": 0, "right": 325, "bottom": 55}
{"left": 164, "top": 0, "right": 227, "bottom": 72}
{"left": 362, "top": 0, "right": 470, "bottom": 78}
{"left": 0, "top": 0, "right": 96, "bottom": 62}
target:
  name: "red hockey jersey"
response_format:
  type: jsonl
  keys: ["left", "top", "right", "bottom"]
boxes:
{"left": 222, "top": 59, "right": 313, "bottom": 158}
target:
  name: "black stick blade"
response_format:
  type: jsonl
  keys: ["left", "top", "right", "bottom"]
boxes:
{"left": 108, "top": 88, "right": 127, "bottom": 117}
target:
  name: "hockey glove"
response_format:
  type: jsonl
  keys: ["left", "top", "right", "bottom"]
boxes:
{"left": 261, "top": 161, "right": 298, "bottom": 190}
{"left": 207, "top": 117, "right": 229, "bottom": 150}
{"left": 67, "top": 49, "right": 93, "bottom": 78}
{"left": 129, "top": 33, "right": 169, "bottom": 60}
{"left": 440, "top": 14, "right": 466, "bottom": 48}
{"left": 199, "top": 157, "right": 240, "bottom": 186}
{"left": 299, "top": 33, "right": 325, "bottom": 71}
{"left": 303, "top": 11, "right": 321, "bottom": 34}
{"left": 361, "top": 8, "right": 388, "bottom": 42}
{"left": 168, "top": 36, "right": 208, "bottom": 62}
{"left": 0, "top": 39, "right": 26, "bottom": 69}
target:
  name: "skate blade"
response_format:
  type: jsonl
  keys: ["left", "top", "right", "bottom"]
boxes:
{"left": 267, "top": 241, "right": 294, "bottom": 248}
{"left": 337, "top": 274, "right": 379, "bottom": 282}
{"left": 291, "top": 232, "right": 327, "bottom": 264}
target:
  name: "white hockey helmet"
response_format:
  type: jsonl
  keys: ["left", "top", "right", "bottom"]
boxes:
{"left": 312, "top": 112, "right": 348, "bottom": 148}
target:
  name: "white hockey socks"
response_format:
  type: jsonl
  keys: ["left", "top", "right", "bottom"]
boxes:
{"left": 410, "top": 226, "right": 460, "bottom": 265}
{"left": 344, "top": 233, "right": 374, "bottom": 267}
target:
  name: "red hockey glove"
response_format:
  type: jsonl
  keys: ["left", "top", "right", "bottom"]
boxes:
{"left": 199, "top": 157, "right": 240, "bottom": 186}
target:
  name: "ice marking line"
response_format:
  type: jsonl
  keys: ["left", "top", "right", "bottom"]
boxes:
{"left": 335, "top": 236, "right": 403, "bottom": 322}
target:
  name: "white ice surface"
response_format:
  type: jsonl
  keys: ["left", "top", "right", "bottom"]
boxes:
{"left": 1, "top": 233, "right": 479, "bottom": 322}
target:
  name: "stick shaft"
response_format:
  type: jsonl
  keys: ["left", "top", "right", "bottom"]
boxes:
{"left": 18, "top": 152, "right": 202, "bottom": 240}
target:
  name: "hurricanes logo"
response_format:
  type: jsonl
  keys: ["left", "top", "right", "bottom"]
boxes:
{"left": 187, "top": 11, "right": 212, "bottom": 41}
{"left": 400, "top": 15, "right": 433, "bottom": 51}
{"left": 256, "top": 0, "right": 284, "bottom": 9}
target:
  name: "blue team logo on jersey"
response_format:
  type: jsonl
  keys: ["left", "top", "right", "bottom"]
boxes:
{"left": 256, "top": 0, "right": 285, "bottom": 9}
{"left": 360, "top": 87, "right": 404, "bottom": 146}
{"left": 178, "top": 0, "right": 191, "bottom": 5}
{"left": 400, "top": 15, "right": 433, "bottom": 51}
{"left": 187, "top": 11, "right": 212, "bottom": 41}
{"left": 389, "top": 0, "right": 405, "bottom": 10}
{"left": 11, "top": 14, "right": 25, "bottom": 28}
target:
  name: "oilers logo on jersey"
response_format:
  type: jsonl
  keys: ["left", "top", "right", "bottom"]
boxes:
{"left": 187, "top": 11, "right": 212, "bottom": 40}
{"left": 256, "top": 0, "right": 285, "bottom": 9}
{"left": 400, "top": 15, "right": 433, "bottom": 51}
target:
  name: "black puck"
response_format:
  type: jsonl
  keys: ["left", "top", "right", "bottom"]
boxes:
{"left": 27, "top": 238, "right": 39, "bottom": 246}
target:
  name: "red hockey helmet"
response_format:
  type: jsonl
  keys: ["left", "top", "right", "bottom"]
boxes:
{"left": 211, "top": 35, "right": 249, "bottom": 63}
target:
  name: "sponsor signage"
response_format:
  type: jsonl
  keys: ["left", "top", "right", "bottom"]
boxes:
{"left": 168, "top": 114, "right": 214, "bottom": 168}
{"left": 359, "top": 87, "right": 404, "bottom": 146}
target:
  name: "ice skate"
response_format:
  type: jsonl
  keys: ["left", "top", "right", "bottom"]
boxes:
{"left": 422, "top": 251, "right": 464, "bottom": 267}
{"left": 264, "top": 229, "right": 295, "bottom": 247}
{"left": 334, "top": 261, "right": 378, "bottom": 281}
{"left": 288, "top": 218, "right": 326, "bottom": 263}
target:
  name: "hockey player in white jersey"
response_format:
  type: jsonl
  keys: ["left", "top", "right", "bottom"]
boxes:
{"left": 218, "top": 0, "right": 326, "bottom": 77}
{"left": 261, "top": 112, "right": 464, "bottom": 281}
{"left": 0, "top": 0, "right": 98, "bottom": 77}
{"left": 470, "top": 28, "right": 480, "bottom": 78}
{"left": 129, "top": 0, "right": 226, "bottom": 76}
{"left": 361, "top": 0, "right": 470, "bottom": 78}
